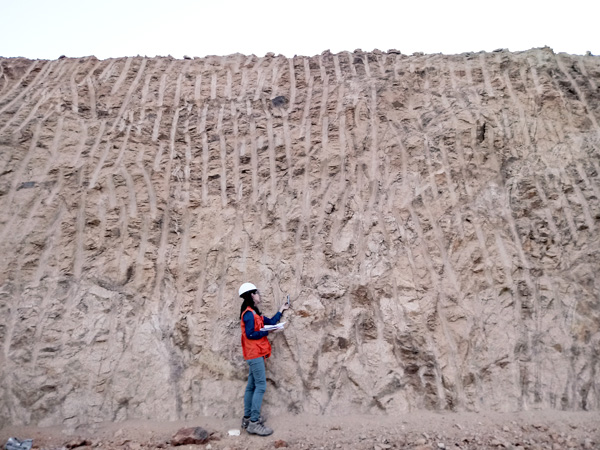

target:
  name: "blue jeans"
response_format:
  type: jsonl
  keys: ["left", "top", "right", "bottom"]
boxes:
{"left": 244, "top": 357, "right": 266, "bottom": 422}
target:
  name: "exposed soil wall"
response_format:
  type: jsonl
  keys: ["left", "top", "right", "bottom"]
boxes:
{"left": 0, "top": 48, "right": 599, "bottom": 427}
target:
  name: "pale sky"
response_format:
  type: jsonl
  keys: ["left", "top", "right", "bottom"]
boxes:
{"left": 1, "top": 0, "right": 599, "bottom": 60}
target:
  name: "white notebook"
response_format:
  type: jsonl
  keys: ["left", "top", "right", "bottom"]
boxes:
{"left": 260, "top": 322, "right": 286, "bottom": 332}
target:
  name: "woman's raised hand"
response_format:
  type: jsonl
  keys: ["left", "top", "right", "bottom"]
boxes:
{"left": 279, "top": 301, "right": 290, "bottom": 313}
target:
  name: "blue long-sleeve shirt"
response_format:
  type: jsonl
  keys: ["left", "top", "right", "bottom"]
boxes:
{"left": 243, "top": 310, "right": 282, "bottom": 339}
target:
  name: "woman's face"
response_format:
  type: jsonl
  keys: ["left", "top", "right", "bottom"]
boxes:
{"left": 251, "top": 290, "right": 261, "bottom": 306}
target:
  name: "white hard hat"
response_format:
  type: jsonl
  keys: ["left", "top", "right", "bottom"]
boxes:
{"left": 239, "top": 282, "right": 257, "bottom": 297}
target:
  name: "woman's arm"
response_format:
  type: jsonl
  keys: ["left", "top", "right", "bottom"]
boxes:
{"left": 263, "top": 301, "right": 290, "bottom": 325}
{"left": 243, "top": 311, "right": 269, "bottom": 339}
{"left": 263, "top": 311, "right": 282, "bottom": 326}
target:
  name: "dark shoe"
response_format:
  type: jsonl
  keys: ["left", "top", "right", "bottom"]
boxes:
{"left": 241, "top": 415, "right": 265, "bottom": 429}
{"left": 246, "top": 420, "right": 273, "bottom": 436}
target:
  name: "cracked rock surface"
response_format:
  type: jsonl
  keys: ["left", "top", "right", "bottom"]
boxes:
{"left": 0, "top": 47, "right": 599, "bottom": 427}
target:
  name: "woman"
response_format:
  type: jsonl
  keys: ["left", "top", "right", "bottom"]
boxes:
{"left": 239, "top": 282, "right": 289, "bottom": 436}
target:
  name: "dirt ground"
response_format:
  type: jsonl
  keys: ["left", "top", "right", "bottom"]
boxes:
{"left": 1, "top": 411, "right": 599, "bottom": 450}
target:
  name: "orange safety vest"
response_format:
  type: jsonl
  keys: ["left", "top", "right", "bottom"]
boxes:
{"left": 241, "top": 307, "right": 272, "bottom": 360}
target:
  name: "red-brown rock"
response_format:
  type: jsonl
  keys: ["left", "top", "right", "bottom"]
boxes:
{"left": 65, "top": 438, "right": 92, "bottom": 449}
{"left": 171, "top": 427, "right": 210, "bottom": 446}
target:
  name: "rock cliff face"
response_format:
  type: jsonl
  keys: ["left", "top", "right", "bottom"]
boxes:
{"left": 0, "top": 48, "right": 599, "bottom": 427}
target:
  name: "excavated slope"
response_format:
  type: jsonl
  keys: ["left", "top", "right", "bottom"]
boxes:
{"left": 0, "top": 48, "right": 599, "bottom": 428}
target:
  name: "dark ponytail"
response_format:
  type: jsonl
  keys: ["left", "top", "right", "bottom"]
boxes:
{"left": 239, "top": 289, "right": 262, "bottom": 319}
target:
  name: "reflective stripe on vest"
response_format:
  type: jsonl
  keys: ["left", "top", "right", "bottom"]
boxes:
{"left": 241, "top": 306, "right": 272, "bottom": 360}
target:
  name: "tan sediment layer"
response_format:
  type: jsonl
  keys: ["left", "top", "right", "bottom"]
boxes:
{"left": 0, "top": 48, "right": 599, "bottom": 428}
